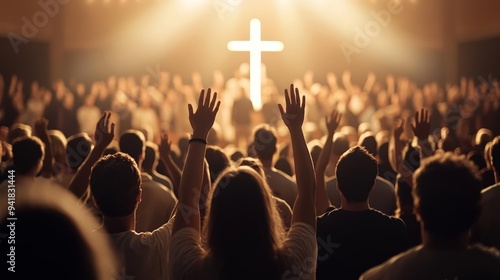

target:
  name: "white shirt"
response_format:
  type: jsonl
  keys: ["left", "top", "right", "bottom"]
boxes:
{"left": 168, "top": 222, "right": 317, "bottom": 280}
{"left": 106, "top": 216, "right": 175, "bottom": 280}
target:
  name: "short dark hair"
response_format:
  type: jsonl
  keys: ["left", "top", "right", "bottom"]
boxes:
{"left": 332, "top": 132, "right": 349, "bottom": 156}
{"left": 252, "top": 124, "right": 277, "bottom": 161}
{"left": 205, "top": 146, "right": 231, "bottom": 183}
{"left": 490, "top": 136, "right": 500, "bottom": 172}
{"left": 275, "top": 157, "right": 293, "bottom": 177}
{"left": 378, "top": 141, "right": 390, "bottom": 163}
{"left": 336, "top": 146, "right": 378, "bottom": 202}
{"left": 66, "top": 133, "right": 94, "bottom": 171}
{"left": 142, "top": 141, "right": 158, "bottom": 170}
{"left": 8, "top": 123, "right": 32, "bottom": 144}
{"left": 413, "top": 152, "right": 482, "bottom": 239}
{"left": 90, "top": 152, "right": 142, "bottom": 217}
{"left": 12, "top": 136, "right": 44, "bottom": 175}
{"left": 119, "top": 130, "right": 145, "bottom": 165}
{"left": 358, "top": 132, "right": 377, "bottom": 157}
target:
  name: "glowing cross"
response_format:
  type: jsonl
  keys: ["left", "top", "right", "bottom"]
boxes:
{"left": 227, "top": 18, "right": 284, "bottom": 110}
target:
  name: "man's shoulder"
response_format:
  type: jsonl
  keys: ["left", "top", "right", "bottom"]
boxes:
{"left": 468, "top": 244, "right": 500, "bottom": 259}
{"left": 369, "top": 209, "right": 406, "bottom": 229}
{"left": 318, "top": 208, "right": 404, "bottom": 226}
{"left": 482, "top": 183, "right": 500, "bottom": 200}
{"left": 140, "top": 174, "right": 177, "bottom": 200}
{"left": 360, "top": 246, "right": 423, "bottom": 280}
{"left": 266, "top": 168, "right": 295, "bottom": 183}
{"left": 375, "top": 176, "right": 395, "bottom": 191}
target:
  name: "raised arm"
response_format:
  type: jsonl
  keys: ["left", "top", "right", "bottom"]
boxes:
{"left": 173, "top": 88, "right": 220, "bottom": 233}
{"left": 159, "top": 133, "right": 182, "bottom": 196}
{"left": 390, "top": 118, "right": 415, "bottom": 185}
{"left": 279, "top": 84, "right": 316, "bottom": 228}
{"left": 411, "top": 108, "right": 433, "bottom": 159}
{"left": 68, "top": 112, "right": 115, "bottom": 200}
{"left": 315, "top": 110, "right": 342, "bottom": 216}
{"left": 390, "top": 118, "right": 405, "bottom": 173}
{"left": 34, "top": 118, "right": 53, "bottom": 178}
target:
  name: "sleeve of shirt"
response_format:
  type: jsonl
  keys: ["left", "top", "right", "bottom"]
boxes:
{"left": 168, "top": 227, "right": 204, "bottom": 280}
{"left": 281, "top": 222, "right": 318, "bottom": 280}
{"left": 150, "top": 214, "right": 175, "bottom": 246}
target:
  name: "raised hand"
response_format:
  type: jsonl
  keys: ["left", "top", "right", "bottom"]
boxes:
{"left": 411, "top": 108, "right": 430, "bottom": 141}
{"left": 159, "top": 133, "right": 172, "bottom": 161}
{"left": 94, "top": 111, "right": 115, "bottom": 149}
{"left": 34, "top": 118, "right": 53, "bottom": 178}
{"left": 325, "top": 110, "right": 342, "bottom": 136}
{"left": 159, "top": 132, "right": 181, "bottom": 195}
{"left": 34, "top": 118, "right": 49, "bottom": 140}
{"left": 188, "top": 88, "right": 220, "bottom": 139}
{"left": 394, "top": 118, "right": 405, "bottom": 140}
{"left": 279, "top": 84, "right": 305, "bottom": 130}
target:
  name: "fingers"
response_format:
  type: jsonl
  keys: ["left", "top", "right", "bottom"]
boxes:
{"left": 337, "top": 112, "right": 343, "bottom": 124}
{"left": 415, "top": 108, "right": 430, "bottom": 125}
{"left": 188, "top": 104, "right": 194, "bottom": 117}
{"left": 195, "top": 88, "right": 219, "bottom": 112}
{"left": 198, "top": 89, "right": 205, "bottom": 107}
{"left": 210, "top": 91, "right": 217, "bottom": 109}
{"left": 285, "top": 89, "right": 291, "bottom": 106}
{"left": 205, "top": 88, "right": 211, "bottom": 106}
{"left": 214, "top": 101, "right": 221, "bottom": 114}
{"left": 278, "top": 104, "right": 285, "bottom": 117}
{"left": 301, "top": 95, "right": 306, "bottom": 113}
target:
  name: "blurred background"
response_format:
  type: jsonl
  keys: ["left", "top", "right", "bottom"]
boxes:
{"left": 1, "top": 0, "right": 500, "bottom": 89}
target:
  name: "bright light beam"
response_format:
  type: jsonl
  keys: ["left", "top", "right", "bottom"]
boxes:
{"left": 227, "top": 18, "right": 284, "bottom": 110}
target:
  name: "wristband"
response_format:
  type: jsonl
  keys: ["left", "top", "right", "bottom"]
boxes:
{"left": 189, "top": 138, "right": 207, "bottom": 145}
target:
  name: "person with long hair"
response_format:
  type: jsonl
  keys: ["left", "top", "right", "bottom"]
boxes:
{"left": 169, "top": 85, "right": 317, "bottom": 280}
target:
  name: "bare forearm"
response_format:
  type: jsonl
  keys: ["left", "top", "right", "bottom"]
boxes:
{"left": 161, "top": 155, "right": 182, "bottom": 196}
{"left": 172, "top": 142, "right": 205, "bottom": 232}
{"left": 315, "top": 133, "right": 333, "bottom": 216}
{"left": 290, "top": 128, "right": 316, "bottom": 227}
{"left": 68, "top": 145, "right": 105, "bottom": 200}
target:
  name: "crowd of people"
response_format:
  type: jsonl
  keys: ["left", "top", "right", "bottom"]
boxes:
{"left": 1, "top": 66, "right": 500, "bottom": 279}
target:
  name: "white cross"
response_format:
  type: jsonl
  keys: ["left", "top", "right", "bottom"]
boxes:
{"left": 227, "top": 18, "right": 284, "bottom": 110}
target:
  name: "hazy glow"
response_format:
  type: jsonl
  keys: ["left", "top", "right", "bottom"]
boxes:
{"left": 227, "top": 19, "right": 284, "bottom": 110}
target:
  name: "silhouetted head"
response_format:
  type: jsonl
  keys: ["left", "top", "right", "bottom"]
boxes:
{"left": 12, "top": 136, "right": 44, "bottom": 175}
{"left": 336, "top": 146, "right": 378, "bottom": 203}
{"left": 413, "top": 152, "right": 482, "bottom": 239}
{"left": 90, "top": 152, "right": 142, "bottom": 217}
{"left": 143, "top": 141, "right": 159, "bottom": 171}
{"left": 119, "top": 129, "right": 146, "bottom": 166}
{"left": 8, "top": 123, "right": 32, "bottom": 144}
{"left": 205, "top": 146, "right": 231, "bottom": 183}
{"left": 0, "top": 181, "right": 116, "bottom": 279}
{"left": 467, "top": 151, "right": 487, "bottom": 171}
{"left": 358, "top": 132, "right": 377, "bottom": 157}
{"left": 49, "top": 130, "right": 67, "bottom": 165}
{"left": 332, "top": 132, "right": 350, "bottom": 157}
{"left": 275, "top": 157, "right": 293, "bottom": 177}
{"left": 252, "top": 124, "right": 277, "bottom": 161}
{"left": 203, "top": 166, "right": 285, "bottom": 277}
{"left": 66, "top": 133, "right": 93, "bottom": 172}
{"left": 490, "top": 136, "right": 500, "bottom": 174}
